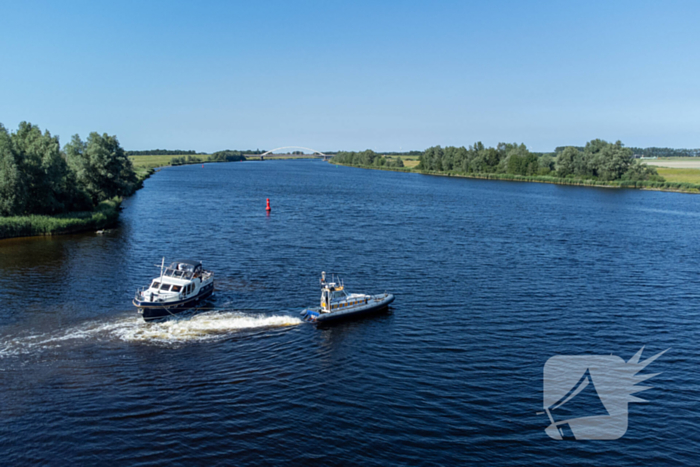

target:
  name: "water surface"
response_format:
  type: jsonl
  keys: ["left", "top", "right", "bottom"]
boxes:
{"left": 1, "top": 160, "right": 698, "bottom": 465}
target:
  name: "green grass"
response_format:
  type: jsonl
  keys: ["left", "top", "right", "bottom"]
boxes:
{"left": 655, "top": 167, "right": 700, "bottom": 184}
{"left": 129, "top": 153, "right": 327, "bottom": 168}
{"left": 129, "top": 154, "right": 207, "bottom": 169}
{"left": 0, "top": 198, "right": 122, "bottom": 239}
{"left": 381, "top": 156, "right": 420, "bottom": 168}
{"left": 650, "top": 157, "right": 700, "bottom": 161}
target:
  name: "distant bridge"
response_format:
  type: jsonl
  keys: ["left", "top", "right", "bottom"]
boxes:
{"left": 257, "top": 146, "right": 332, "bottom": 161}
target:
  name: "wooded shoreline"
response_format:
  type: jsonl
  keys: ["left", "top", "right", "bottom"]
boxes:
{"left": 330, "top": 162, "right": 700, "bottom": 194}
{"left": 0, "top": 167, "right": 155, "bottom": 240}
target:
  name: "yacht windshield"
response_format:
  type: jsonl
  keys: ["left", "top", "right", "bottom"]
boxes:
{"left": 164, "top": 267, "right": 194, "bottom": 279}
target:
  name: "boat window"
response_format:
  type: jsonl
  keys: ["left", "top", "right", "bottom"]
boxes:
{"left": 151, "top": 281, "right": 161, "bottom": 289}
{"left": 160, "top": 284, "right": 171, "bottom": 292}
{"left": 171, "top": 285, "right": 182, "bottom": 293}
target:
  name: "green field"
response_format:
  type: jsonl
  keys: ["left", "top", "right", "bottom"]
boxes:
{"left": 383, "top": 155, "right": 420, "bottom": 168}
{"left": 655, "top": 167, "right": 700, "bottom": 184}
{"left": 650, "top": 157, "right": 700, "bottom": 161}
{"left": 129, "top": 154, "right": 208, "bottom": 169}
{"left": 129, "top": 153, "right": 323, "bottom": 169}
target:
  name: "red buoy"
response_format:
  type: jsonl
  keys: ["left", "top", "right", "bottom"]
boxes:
{"left": 266, "top": 198, "right": 271, "bottom": 212}
{"left": 202, "top": 164, "right": 204, "bottom": 168}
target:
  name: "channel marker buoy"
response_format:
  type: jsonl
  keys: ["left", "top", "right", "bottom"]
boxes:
{"left": 266, "top": 198, "right": 271, "bottom": 212}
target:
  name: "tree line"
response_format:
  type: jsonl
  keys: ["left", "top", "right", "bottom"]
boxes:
{"left": 333, "top": 150, "right": 404, "bottom": 168}
{"left": 417, "top": 139, "right": 661, "bottom": 181}
{"left": 127, "top": 149, "right": 202, "bottom": 156}
{"left": 0, "top": 122, "right": 137, "bottom": 217}
{"left": 554, "top": 146, "right": 700, "bottom": 159}
{"left": 130, "top": 148, "right": 267, "bottom": 157}
{"left": 382, "top": 150, "right": 422, "bottom": 156}
{"left": 170, "top": 150, "right": 247, "bottom": 165}
{"left": 627, "top": 147, "right": 700, "bottom": 158}
{"left": 332, "top": 140, "right": 662, "bottom": 183}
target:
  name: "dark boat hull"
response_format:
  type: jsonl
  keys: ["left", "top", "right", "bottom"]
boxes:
{"left": 134, "top": 283, "right": 215, "bottom": 322}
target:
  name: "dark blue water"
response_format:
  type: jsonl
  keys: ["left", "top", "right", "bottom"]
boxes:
{"left": 1, "top": 160, "right": 698, "bottom": 465}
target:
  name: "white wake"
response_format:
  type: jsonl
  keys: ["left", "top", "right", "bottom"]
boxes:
{"left": 111, "top": 311, "right": 302, "bottom": 343}
{"left": 0, "top": 311, "right": 303, "bottom": 357}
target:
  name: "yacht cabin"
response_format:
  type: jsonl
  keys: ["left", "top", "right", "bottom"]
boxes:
{"left": 144, "top": 260, "right": 210, "bottom": 303}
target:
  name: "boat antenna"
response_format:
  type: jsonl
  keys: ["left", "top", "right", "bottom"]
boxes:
{"left": 160, "top": 257, "right": 165, "bottom": 283}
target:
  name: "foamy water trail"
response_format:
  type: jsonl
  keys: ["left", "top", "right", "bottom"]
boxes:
{"left": 0, "top": 311, "right": 303, "bottom": 357}
{"left": 111, "top": 311, "right": 303, "bottom": 343}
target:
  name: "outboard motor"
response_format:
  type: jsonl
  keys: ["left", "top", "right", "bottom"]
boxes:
{"left": 300, "top": 309, "right": 320, "bottom": 322}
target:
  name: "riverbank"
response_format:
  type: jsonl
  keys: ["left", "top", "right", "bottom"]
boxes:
{"left": 0, "top": 168, "right": 155, "bottom": 240}
{"left": 129, "top": 154, "right": 216, "bottom": 169}
{"left": 330, "top": 161, "right": 700, "bottom": 193}
{"left": 129, "top": 154, "right": 253, "bottom": 169}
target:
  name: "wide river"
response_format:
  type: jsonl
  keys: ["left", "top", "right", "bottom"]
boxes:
{"left": 1, "top": 160, "right": 698, "bottom": 465}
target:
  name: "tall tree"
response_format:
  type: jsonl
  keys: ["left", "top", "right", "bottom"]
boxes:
{"left": 65, "top": 132, "right": 137, "bottom": 204}
{"left": 585, "top": 140, "right": 634, "bottom": 181}
{"left": 555, "top": 147, "right": 581, "bottom": 178}
{"left": 0, "top": 124, "right": 28, "bottom": 216}
{"left": 11, "top": 122, "right": 73, "bottom": 214}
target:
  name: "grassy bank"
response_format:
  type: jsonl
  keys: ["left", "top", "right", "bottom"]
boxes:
{"left": 331, "top": 161, "right": 700, "bottom": 193}
{"left": 654, "top": 167, "right": 700, "bottom": 184}
{"left": 0, "top": 198, "right": 121, "bottom": 239}
{"left": 0, "top": 167, "right": 155, "bottom": 240}
{"left": 129, "top": 154, "right": 207, "bottom": 169}
{"left": 128, "top": 153, "right": 321, "bottom": 169}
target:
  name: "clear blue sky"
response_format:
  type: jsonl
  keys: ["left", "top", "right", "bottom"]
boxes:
{"left": 1, "top": 0, "right": 699, "bottom": 152}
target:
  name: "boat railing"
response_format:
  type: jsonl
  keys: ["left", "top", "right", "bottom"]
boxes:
{"left": 320, "top": 273, "right": 344, "bottom": 289}
{"left": 135, "top": 286, "right": 149, "bottom": 301}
